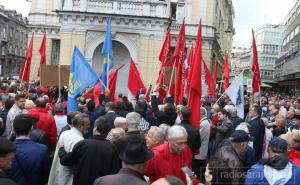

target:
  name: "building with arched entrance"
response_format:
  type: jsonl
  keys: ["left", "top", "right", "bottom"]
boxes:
{"left": 27, "top": 0, "right": 234, "bottom": 96}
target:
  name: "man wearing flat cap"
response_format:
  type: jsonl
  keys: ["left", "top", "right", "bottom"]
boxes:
{"left": 215, "top": 129, "right": 254, "bottom": 184}
{"left": 245, "top": 137, "right": 300, "bottom": 185}
{"left": 0, "top": 137, "right": 17, "bottom": 185}
{"left": 94, "top": 139, "right": 153, "bottom": 185}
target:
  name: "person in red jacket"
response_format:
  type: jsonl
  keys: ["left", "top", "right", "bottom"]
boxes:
{"left": 34, "top": 97, "right": 57, "bottom": 152}
{"left": 145, "top": 125, "right": 200, "bottom": 185}
{"left": 288, "top": 128, "right": 300, "bottom": 167}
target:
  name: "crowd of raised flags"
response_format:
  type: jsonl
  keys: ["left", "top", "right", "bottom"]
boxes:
{"left": 17, "top": 16, "right": 262, "bottom": 127}
{"left": 4, "top": 16, "right": 300, "bottom": 185}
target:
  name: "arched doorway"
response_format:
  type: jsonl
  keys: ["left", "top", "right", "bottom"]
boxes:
{"left": 92, "top": 40, "right": 131, "bottom": 96}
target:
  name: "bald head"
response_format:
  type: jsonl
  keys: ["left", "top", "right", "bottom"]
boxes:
{"left": 36, "top": 97, "right": 47, "bottom": 108}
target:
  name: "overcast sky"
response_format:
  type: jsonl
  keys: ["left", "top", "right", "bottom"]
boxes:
{"left": 232, "top": 0, "right": 295, "bottom": 47}
{"left": 0, "top": 0, "right": 296, "bottom": 48}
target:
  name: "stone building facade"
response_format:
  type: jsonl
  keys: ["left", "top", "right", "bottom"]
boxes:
{"left": 238, "top": 24, "right": 283, "bottom": 85}
{"left": 275, "top": 0, "right": 300, "bottom": 95}
{"left": 0, "top": 5, "right": 28, "bottom": 78}
{"left": 28, "top": 0, "right": 234, "bottom": 94}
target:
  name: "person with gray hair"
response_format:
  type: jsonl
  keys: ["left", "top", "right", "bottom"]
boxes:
{"left": 114, "top": 117, "right": 127, "bottom": 130}
{"left": 126, "top": 112, "right": 141, "bottom": 134}
{"left": 54, "top": 103, "right": 68, "bottom": 137}
{"left": 146, "top": 126, "right": 166, "bottom": 149}
{"left": 48, "top": 113, "right": 90, "bottom": 185}
{"left": 145, "top": 125, "right": 198, "bottom": 184}
{"left": 194, "top": 106, "right": 211, "bottom": 181}
{"left": 229, "top": 106, "right": 243, "bottom": 129}
{"left": 106, "top": 117, "right": 127, "bottom": 141}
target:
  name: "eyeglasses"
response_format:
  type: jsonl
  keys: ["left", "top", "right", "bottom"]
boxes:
{"left": 172, "top": 140, "right": 187, "bottom": 146}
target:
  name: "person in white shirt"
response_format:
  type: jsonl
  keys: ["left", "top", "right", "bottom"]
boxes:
{"left": 54, "top": 103, "right": 68, "bottom": 137}
{"left": 48, "top": 113, "right": 90, "bottom": 185}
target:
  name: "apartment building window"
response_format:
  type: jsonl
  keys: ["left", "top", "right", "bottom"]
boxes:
{"left": 2, "top": 27, "right": 6, "bottom": 39}
{"left": 262, "top": 44, "right": 278, "bottom": 55}
{"left": 51, "top": 39, "right": 60, "bottom": 65}
{"left": 9, "top": 28, "right": 13, "bottom": 38}
{"left": 176, "top": 4, "right": 184, "bottom": 23}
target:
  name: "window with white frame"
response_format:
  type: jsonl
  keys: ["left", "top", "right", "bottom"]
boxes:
{"left": 51, "top": 39, "right": 60, "bottom": 65}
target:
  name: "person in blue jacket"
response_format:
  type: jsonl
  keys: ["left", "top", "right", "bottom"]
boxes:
{"left": 245, "top": 137, "right": 300, "bottom": 185}
{"left": 6, "top": 114, "right": 50, "bottom": 185}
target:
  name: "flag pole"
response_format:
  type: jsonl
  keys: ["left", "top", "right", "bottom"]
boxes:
{"left": 167, "top": 60, "right": 176, "bottom": 94}
{"left": 21, "top": 59, "right": 27, "bottom": 82}
{"left": 145, "top": 60, "right": 160, "bottom": 98}
{"left": 107, "top": 54, "right": 109, "bottom": 90}
{"left": 58, "top": 64, "right": 61, "bottom": 100}
{"left": 98, "top": 77, "right": 107, "bottom": 89}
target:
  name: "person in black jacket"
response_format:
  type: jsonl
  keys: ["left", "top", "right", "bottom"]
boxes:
{"left": 58, "top": 117, "right": 121, "bottom": 185}
{"left": 178, "top": 106, "right": 201, "bottom": 178}
{"left": 229, "top": 107, "right": 244, "bottom": 129}
{"left": 151, "top": 92, "right": 177, "bottom": 126}
{"left": 0, "top": 137, "right": 17, "bottom": 185}
{"left": 100, "top": 102, "right": 120, "bottom": 132}
{"left": 135, "top": 100, "right": 157, "bottom": 133}
{"left": 115, "top": 101, "right": 129, "bottom": 118}
{"left": 247, "top": 104, "right": 265, "bottom": 161}
{"left": 178, "top": 106, "right": 200, "bottom": 156}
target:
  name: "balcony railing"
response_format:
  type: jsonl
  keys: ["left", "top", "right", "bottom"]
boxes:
{"left": 171, "top": 23, "right": 215, "bottom": 37}
{"left": 63, "top": 0, "right": 169, "bottom": 18}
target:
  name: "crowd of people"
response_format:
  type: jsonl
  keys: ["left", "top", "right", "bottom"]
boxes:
{"left": 0, "top": 80, "right": 300, "bottom": 185}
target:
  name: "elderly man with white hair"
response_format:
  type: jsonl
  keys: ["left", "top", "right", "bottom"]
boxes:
{"left": 126, "top": 112, "right": 141, "bottom": 135}
{"left": 146, "top": 126, "right": 166, "bottom": 149}
{"left": 229, "top": 106, "right": 244, "bottom": 129}
{"left": 145, "top": 125, "right": 200, "bottom": 184}
{"left": 106, "top": 117, "right": 127, "bottom": 141}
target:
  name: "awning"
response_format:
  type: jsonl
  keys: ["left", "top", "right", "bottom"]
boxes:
{"left": 218, "top": 76, "right": 272, "bottom": 88}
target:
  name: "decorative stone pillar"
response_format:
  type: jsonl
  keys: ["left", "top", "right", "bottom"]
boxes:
{"left": 142, "top": 3, "right": 150, "bottom": 16}
{"left": 63, "top": 0, "right": 73, "bottom": 10}
{"left": 80, "top": 0, "right": 87, "bottom": 11}
{"left": 156, "top": 4, "right": 166, "bottom": 17}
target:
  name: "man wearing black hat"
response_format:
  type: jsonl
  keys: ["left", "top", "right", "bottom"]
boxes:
{"left": 93, "top": 139, "right": 153, "bottom": 185}
{"left": 245, "top": 137, "right": 300, "bottom": 185}
{"left": 215, "top": 130, "right": 254, "bottom": 184}
{"left": 0, "top": 137, "right": 17, "bottom": 185}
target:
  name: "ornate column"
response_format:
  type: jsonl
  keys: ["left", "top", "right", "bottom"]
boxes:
{"left": 63, "top": 0, "right": 73, "bottom": 10}
{"left": 80, "top": 0, "right": 87, "bottom": 11}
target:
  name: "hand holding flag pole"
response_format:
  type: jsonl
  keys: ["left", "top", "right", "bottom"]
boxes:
{"left": 145, "top": 60, "right": 160, "bottom": 98}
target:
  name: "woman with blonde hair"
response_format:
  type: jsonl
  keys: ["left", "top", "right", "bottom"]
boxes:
{"left": 272, "top": 115, "right": 286, "bottom": 137}
{"left": 109, "top": 128, "right": 125, "bottom": 144}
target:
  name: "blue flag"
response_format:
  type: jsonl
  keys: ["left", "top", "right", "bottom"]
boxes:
{"left": 100, "top": 16, "right": 114, "bottom": 90}
{"left": 67, "top": 46, "right": 99, "bottom": 112}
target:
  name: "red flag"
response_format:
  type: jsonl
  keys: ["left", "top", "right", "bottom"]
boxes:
{"left": 38, "top": 32, "right": 46, "bottom": 77}
{"left": 128, "top": 59, "right": 147, "bottom": 98}
{"left": 93, "top": 82, "right": 102, "bottom": 106}
{"left": 184, "top": 44, "right": 194, "bottom": 96}
{"left": 109, "top": 64, "right": 125, "bottom": 101}
{"left": 251, "top": 29, "right": 261, "bottom": 93}
{"left": 212, "top": 60, "right": 218, "bottom": 96}
{"left": 222, "top": 53, "right": 229, "bottom": 91}
{"left": 188, "top": 20, "right": 202, "bottom": 127}
{"left": 19, "top": 32, "right": 34, "bottom": 83}
{"left": 203, "top": 59, "right": 214, "bottom": 96}
{"left": 172, "top": 19, "right": 186, "bottom": 104}
{"left": 157, "top": 29, "right": 171, "bottom": 84}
